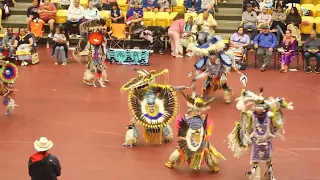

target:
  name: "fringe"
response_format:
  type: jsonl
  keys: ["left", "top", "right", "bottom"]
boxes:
{"left": 143, "top": 128, "right": 163, "bottom": 144}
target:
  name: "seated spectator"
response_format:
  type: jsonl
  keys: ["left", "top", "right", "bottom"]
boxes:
{"left": 102, "top": 0, "right": 116, "bottom": 10}
{"left": 273, "top": 0, "right": 287, "bottom": 9}
{"left": 158, "top": 0, "right": 175, "bottom": 13}
{"left": 110, "top": 2, "right": 125, "bottom": 23}
{"left": 258, "top": 0, "right": 273, "bottom": 10}
{"left": 196, "top": 11, "right": 217, "bottom": 45}
{"left": 129, "top": 0, "right": 143, "bottom": 8}
{"left": 26, "top": 0, "right": 39, "bottom": 31}
{"left": 229, "top": 26, "right": 250, "bottom": 70}
{"left": 143, "top": 0, "right": 158, "bottom": 12}
{"left": 285, "top": 7, "right": 301, "bottom": 28}
{"left": 84, "top": 0, "right": 100, "bottom": 21}
{"left": 0, "top": 28, "right": 16, "bottom": 58}
{"left": 243, "top": 0, "right": 259, "bottom": 12}
{"left": 303, "top": 31, "right": 320, "bottom": 74}
{"left": 12, "top": 27, "right": 34, "bottom": 66}
{"left": 67, "top": 0, "right": 84, "bottom": 37}
{"left": 185, "top": 0, "right": 201, "bottom": 13}
{"left": 242, "top": 3, "right": 257, "bottom": 40}
{"left": 168, "top": 12, "right": 185, "bottom": 58}
{"left": 60, "top": 0, "right": 71, "bottom": 9}
{"left": 28, "top": 137, "right": 61, "bottom": 180}
{"left": 37, "top": 0, "right": 57, "bottom": 38}
{"left": 256, "top": 6, "right": 271, "bottom": 29}
{"left": 180, "top": 16, "right": 198, "bottom": 57}
{"left": 271, "top": 5, "right": 286, "bottom": 43}
{"left": 253, "top": 24, "right": 277, "bottom": 72}
{"left": 126, "top": 1, "right": 143, "bottom": 37}
{"left": 278, "top": 29, "right": 296, "bottom": 73}
{"left": 52, "top": 25, "right": 69, "bottom": 65}
{"left": 0, "top": 0, "right": 11, "bottom": 20}
{"left": 197, "top": 0, "right": 215, "bottom": 16}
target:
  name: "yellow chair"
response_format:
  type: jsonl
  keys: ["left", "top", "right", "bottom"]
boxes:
{"left": 315, "top": 17, "right": 320, "bottom": 34}
{"left": 301, "top": 4, "right": 316, "bottom": 17}
{"left": 100, "top": 11, "right": 111, "bottom": 27}
{"left": 316, "top": 4, "right": 320, "bottom": 16}
{"left": 55, "top": 10, "right": 68, "bottom": 24}
{"left": 301, "top": 16, "right": 315, "bottom": 34}
{"left": 301, "top": 0, "right": 314, "bottom": 4}
{"left": 184, "top": 12, "right": 197, "bottom": 21}
{"left": 172, "top": 0, "right": 185, "bottom": 12}
{"left": 0, "top": 9, "right": 2, "bottom": 29}
{"left": 117, "top": 0, "right": 129, "bottom": 12}
{"left": 197, "top": 13, "right": 214, "bottom": 19}
{"left": 80, "top": 0, "right": 88, "bottom": 8}
{"left": 315, "top": 0, "right": 320, "bottom": 4}
{"left": 155, "top": 12, "right": 170, "bottom": 27}
{"left": 111, "top": 23, "right": 127, "bottom": 39}
{"left": 143, "top": 12, "right": 155, "bottom": 27}
{"left": 169, "top": 12, "right": 178, "bottom": 25}
{"left": 122, "top": 11, "right": 127, "bottom": 20}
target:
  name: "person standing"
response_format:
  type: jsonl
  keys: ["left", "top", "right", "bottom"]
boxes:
{"left": 168, "top": 12, "right": 185, "bottom": 58}
{"left": 303, "top": 31, "right": 320, "bottom": 74}
{"left": 28, "top": 137, "right": 61, "bottom": 180}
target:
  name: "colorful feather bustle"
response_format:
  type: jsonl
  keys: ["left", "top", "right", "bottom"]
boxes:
{"left": 0, "top": 62, "right": 19, "bottom": 83}
{"left": 175, "top": 115, "right": 214, "bottom": 137}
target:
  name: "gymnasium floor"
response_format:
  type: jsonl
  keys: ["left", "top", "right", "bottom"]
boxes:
{"left": 0, "top": 48, "right": 319, "bottom": 180}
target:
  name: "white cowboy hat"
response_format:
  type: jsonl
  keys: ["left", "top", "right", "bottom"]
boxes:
{"left": 34, "top": 137, "right": 53, "bottom": 152}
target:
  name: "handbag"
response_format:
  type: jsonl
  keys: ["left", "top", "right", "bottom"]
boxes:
{"left": 31, "top": 52, "right": 40, "bottom": 64}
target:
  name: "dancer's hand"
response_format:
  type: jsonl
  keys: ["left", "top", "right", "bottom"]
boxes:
{"left": 286, "top": 102, "right": 294, "bottom": 110}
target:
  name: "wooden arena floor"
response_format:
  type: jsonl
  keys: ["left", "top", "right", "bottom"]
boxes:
{"left": 0, "top": 48, "right": 319, "bottom": 180}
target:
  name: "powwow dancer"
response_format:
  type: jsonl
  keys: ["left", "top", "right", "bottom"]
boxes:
{"left": 165, "top": 87, "right": 226, "bottom": 172}
{"left": 227, "top": 88, "right": 294, "bottom": 180}
{"left": 73, "top": 20, "right": 109, "bottom": 87}
{"left": 188, "top": 36, "right": 248, "bottom": 104}
{"left": 121, "top": 68, "right": 189, "bottom": 147}
{"left": 0, "top": 60, "right": 18, "bottom": 115}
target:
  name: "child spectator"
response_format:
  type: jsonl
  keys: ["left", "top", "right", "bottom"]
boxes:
{"left": 110, "top": 2, "right": 124, "bottom": 23}
{"left": 52, "top": 25, "right": 69, "bottom": 65}
{"left": 168, "top": 12, "right": 185, "bottom": 58}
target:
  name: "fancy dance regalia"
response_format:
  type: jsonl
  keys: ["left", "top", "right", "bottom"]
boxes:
{"left": 73, "top": 20, "right": 109, "bottom": 87}
{"left": 189, "top": 36, "right": 248, "bottom": 104}
{"left": 121, "top": 69, "right": 188, "bottom": 147}
{"left": 227, "top": 88, "right": 294, "bottom": 180}
{"left": 0, "top": 60, "right": 18, "bottom": 115}
{"left": 165, "top": 89, "right": 225, "bottom": 172}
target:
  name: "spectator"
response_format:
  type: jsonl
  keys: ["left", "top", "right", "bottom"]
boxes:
{"left": 126, "top": 1, "right": 143, "bottom": 38}
{"left": 12, "top": 27, "right": 34, "bottom": 66}
{"left": 243, "top": 0, "right": 259, "bottom": 12}
{"left": 110, "top": 2, "right": 124, "bottom": 23}
{"left": 143, "top": 0, "right": 158, "bottom": 12}
{"left": 28, "top": 137, "right": 61, "bottom": 180}
{"left": 67, "top": 0, "right": 84, "bottom": 37}
{"left": 92, "top": 0, "right": 102, "bottom": 10}
{"left": 229, "top": 26, "right": 250, "bottom": 70}
{"left": 168, "top": 12, "right": 185, "bottom": 58}
{"left": 271, "top": 5, "right": 286, "bottom": 43}
{"left": 253, "top": 24, "right": 277, "bottom": 72}
{"left": 37, "top": 0, "right": 57, "bottom": 38}
{"left": 185, "top": 0, "right": 201, "bottom": 13}
{"left": 26, "top": 0, "right": 39, "bottom": 31}
{"left": 0, "top": 28, "right": 16, "bottom": 58}
{"left": 273, "top": 0, "right": 287, "bottom": 9}
{"left": 102, "top": 0, "right": 116, "bottom": 10}
{"left": 60, "top": 0, "right": 71, "bottom": 9}
{"left": 303, "top": 31, "right": 320, "bottom": 74}
{"left": 278, "top": 29, "right": 296, "bottom": 73}
{"left": 242, "top": 3, "right": 257, "bottom": 40}
{"left": 197, "top": 0, "right": 215, "bottom": 16}
{"left": 52, "top": 25, "right": 69, "bottom": 65}
{"left": 158, "top": 0, "right": 176, "bottom": 13}
{"left": 196, "top": 11, "right": 217, "bottom": 45}
{"left": 84, "top": 0, "right": 100, "bottom": 21}
{"left": 285, "top": 7, "right": 301, "bottom": 28}
{"left": 256, "top": 6, "right": 272, "bottom": 29}
{"left": 181, "top": 16, "right": 198, "bottom": 57}
{"left": 129, "top": 0, "right": 143, "bottom": 8}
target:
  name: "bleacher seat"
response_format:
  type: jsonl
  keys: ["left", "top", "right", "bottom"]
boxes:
{"left": 0, "top": 9, "right": 2, "bottom": 29}
{"left": 80, "top": 0, "right": 88, "bottom": 8}
{"left": 315, "top": 17, "right": 320, "bottom": 34}
{"left": 315, "top": 0, "right": 320, "bottom": 5}
{"left": 100, "top": 11, "right": 111, "bottom": 27}
{"left": 301, "top": 16, "right": 315, "bottom": 34}
{"left": 155, "top": 12, "right": 170, "bottom": 27}
{"left": 117, "top": 0, "right": 129, "bottom": 12}
{"left": 122, "top": 11, "right": 127, "bottom": 20}
{"left": 301, "top": 0, "right": 314, "bottom": 4}
{"left": 55, "top": 10, "right": 68, "bottom": 24}
{"left": 143, "top": 12, "right": 155, "bottom": 27}
{"left": 169, "top": 12, "right": 178, "bottom": 25}
{"left": 315, "top": 4, "right": 320, "bottom": 16}
{"left": 184, "top": 12, "right": 198, "bottom": 21}
{"left": 172, "top": 0, "right": 185, "bottom": 12}
{"left": 301, "top": 4, "right": 316, "bottom": 17}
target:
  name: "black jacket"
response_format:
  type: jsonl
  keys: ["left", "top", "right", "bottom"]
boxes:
{"left": 28, "top": 152, "right": 61, "bottom": 180}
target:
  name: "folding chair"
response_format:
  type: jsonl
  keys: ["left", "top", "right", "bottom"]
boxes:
{"left": 117, "top": 0, "right": 129, "bottom": 12}
{"left": 277, "top": 41, "right": 300, "bottom": 70}
{"left": 155, "top": 12, "right": 170, "bottom": 27}
{"left": 55, "top": 10, "right": 68, "bottom": 24}
{"left": 143, "top": 12, "right": 155, "bottom": 27}
{"left": 172, "top": 0, "right": 185, "bottom": 12}
{"left": 108, "top": 23, "right": 127, "bottom": 48}
{"left": 100, "top": 11, "right": 111, "bottom": 27}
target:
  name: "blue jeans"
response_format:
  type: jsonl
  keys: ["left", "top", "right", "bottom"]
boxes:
{"left": 303, "top": 52, "right": 320, "bottom": 68}
{"left": 54, "top": 46, "right": 67, "bottom": 62}
{"left": 0, "top": 46, "right": 15, "bottom": 57}
{"left": 198, "top": 32, "right": 214, "bottom": 45}
{"left": 197, "top": 9, "right": 215, "bottom": 16}
{"left": 243, "top": 23, "right": 257, "bottom": 40}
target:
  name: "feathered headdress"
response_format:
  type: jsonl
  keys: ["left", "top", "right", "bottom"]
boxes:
{"left": 180, "top": 88, "right": 215, "bottom": 112}
{"left": 120, "top": 69, "right": 168, "bottom": 91}
{"left": 191, "top": 35, "right": 226, "bottom": 57}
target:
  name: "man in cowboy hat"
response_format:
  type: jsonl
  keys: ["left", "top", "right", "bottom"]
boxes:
{"left": 28, "top": 137, "right": 61, "bottom": 180}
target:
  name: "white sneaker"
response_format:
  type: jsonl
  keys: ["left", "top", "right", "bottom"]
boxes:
{"left": 24, "top": 61, "right": 28, "bottom": 66}
{"left": 48, "top": 33, "right": 53, "bottom": 38}
{"left": 62, "top": 62, "right": 67, "bottom": 66}
{"left": 54, "top": 62, "right": 58, "bottom": 65}
{"left": 175, "top": 54, "right": 183, "bottom": 58}
{"left": 171, "top": 52, "right": 176, "bottom": 56}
